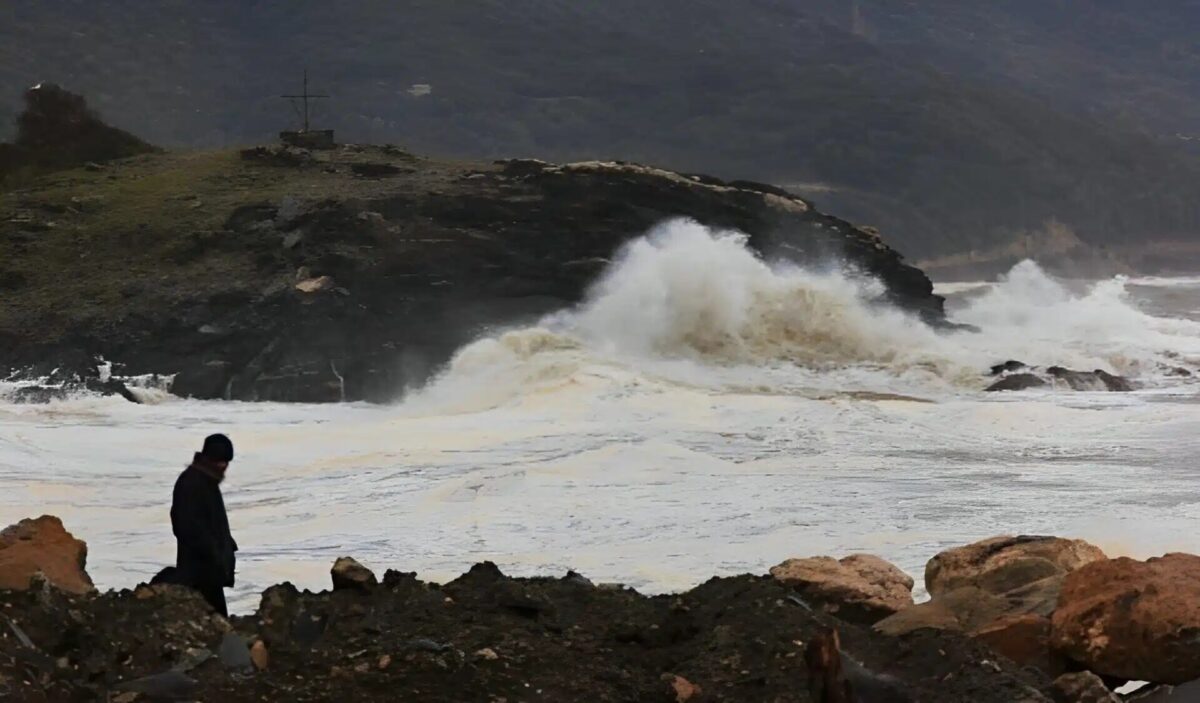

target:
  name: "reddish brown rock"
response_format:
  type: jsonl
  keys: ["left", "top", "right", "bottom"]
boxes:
{"left": 663, "top": 674, "right": 702, "bottom": 702}
{"left": 877, "top": 536, "right": 1104, "bottom": 677}
{"left": 926, "top": 535, "right": 1106, "bottom": 598}
{"left": 1051, "top": 554, "right": 1200, "bottom": 684}
{"left": 974, "top": 614, "right": 1066, "bottom": 676}
{"left": 875, "top": 586, "right": 1008, "bottom": 636}
{"left": 771, "top": 554, "right": 914, "bottom": 623}
{"left": 0, "top": 515, "right": 94, "bottom": 594}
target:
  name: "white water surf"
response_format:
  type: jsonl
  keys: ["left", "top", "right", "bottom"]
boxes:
{"left": 2, "top": 219, "right": 1198, "bottom": 611}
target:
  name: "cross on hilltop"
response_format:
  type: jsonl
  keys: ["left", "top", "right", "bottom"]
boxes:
{"left": 281, "top": 69, "right": 329, "bottom": 133}
{"left": 278, "top": 70, "right": 336, "bottom": 149}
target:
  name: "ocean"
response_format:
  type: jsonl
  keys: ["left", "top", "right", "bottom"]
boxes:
{"left": 3, "top": 220, "right": 1199, "bottom": 611}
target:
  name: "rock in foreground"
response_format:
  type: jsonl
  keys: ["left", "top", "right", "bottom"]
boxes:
{"left": 771, "top": 554, "right": 913, "bottom": 624}
{"left": 0, "top": 562, "right": 1054, "bottom": 702}
{"left": 1052, "top": 553, "right": 1200, "bottom": 685}
{"left": 876, "top": 535, "right": 1105, "bottom": 676}
{"left": 0, "top": 515, "right": 94, "bottom": 594}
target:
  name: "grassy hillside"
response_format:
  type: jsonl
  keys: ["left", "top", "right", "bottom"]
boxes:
{"left": 3, "top": 0, "right": 1200, "bottom": 263}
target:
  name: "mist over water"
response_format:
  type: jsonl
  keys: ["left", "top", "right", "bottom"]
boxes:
{"left": 3, "top": 220, "right": 1199, "bottom": 611}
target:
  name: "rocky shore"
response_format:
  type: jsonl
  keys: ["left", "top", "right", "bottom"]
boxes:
{"left": 3, "top": 516, "right": 1198, "bottom": 702}
{"left": 0, "top": 88, "right": 948, "bottom": 404}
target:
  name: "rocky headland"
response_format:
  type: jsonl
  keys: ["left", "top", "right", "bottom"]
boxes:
{"left": 3, "top": 516, "right": 1198, "bottom": 702}
{"left": 0, "top": 88, "right": 947, "bottom": 404}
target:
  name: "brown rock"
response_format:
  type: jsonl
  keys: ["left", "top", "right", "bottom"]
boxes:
{"left": 876, "top": 536, "right": 1103, "bottom": 677}
{"left": 331, "top": 557, "right": 377, "bottom": 591}
{"left": 0, "top": 516, "right": 95, "bottom": 594}
{"left": 249, "top": 640, "right": 269, "bottom": 671}
{"left": 973, "top": 614, "right": 1065, "bottom": 676}
{"left": 926, "top": 535, "right": 1106, "bottom": 598}
{"left": 875, "top": 586, "right": 1008, "bottom": 636}
{"left": 771, "top": 554, "right": 914, "bottom": 623}
{"left": 662, "top": 674, "right": 702, "bottom": 702}
{"left": 295, "top": 275, "right": 336, "bottom": 294}
{"left": 474, "top": 647, "right": 499, "bottom": 661}
{"left": 377, "top": 654, "right": 391, "bottom": 670}
{"left": 1051, "top": 554, "right": 1200, "bottom": 684}
{"left": 1051, "top": 671, "right": 1120, "bottom": 703}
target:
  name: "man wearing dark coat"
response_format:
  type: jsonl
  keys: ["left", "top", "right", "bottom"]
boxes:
{"left": 169, "top": 433, "right": 238, "bottom": 617}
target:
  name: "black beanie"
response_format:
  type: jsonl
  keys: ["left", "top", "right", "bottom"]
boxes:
{"left": 200, "top": 433, "right": 234, "bottom": 462}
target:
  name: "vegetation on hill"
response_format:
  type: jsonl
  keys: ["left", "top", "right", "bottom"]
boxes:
{"left": 3, "top": 1, "right": 1200, "bottom": 264}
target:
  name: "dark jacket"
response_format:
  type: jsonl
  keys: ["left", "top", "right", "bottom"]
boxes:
{"left": 171, "top": 459, "right": 237, "bottom": 588}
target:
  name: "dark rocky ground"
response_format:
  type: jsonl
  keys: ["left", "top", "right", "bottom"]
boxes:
{"left": 0, "top": 139, "right": 948, "bottom": 403}
{"left": 0, "top": 564, "right": 1054, "bottom": 703}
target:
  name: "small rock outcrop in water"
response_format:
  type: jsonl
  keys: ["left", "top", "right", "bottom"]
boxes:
{"left": 1052, "top": 553, "right": 1200, "bottom": 684}
{"left": 0, "top": 83, "right": 157, "bottom": 180}
{"left": 985, "top": 363, "right": 1134, "bottom": 393}
{"left": 876, "top": 535, "right": 1106, "bottom": 676}
{"left": 986, "top": 373, "right": 1048, "bottom": 392}
{"left": 770, "top": 554, "right": 914, "bottom": 624}
{"left": 1047, "top": 367, "right": 1134, "bottom": 392}
{"left": 0, "top": 515, "right": 94, "bottom": 594}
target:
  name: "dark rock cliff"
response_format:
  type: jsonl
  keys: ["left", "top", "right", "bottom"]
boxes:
{"left": 1, "top": 146, "right": 947, "bottom": 403}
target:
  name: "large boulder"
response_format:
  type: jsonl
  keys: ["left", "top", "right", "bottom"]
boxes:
{"left": 770, "top": 554, "right": 914, "bottom": 624}
{"left": 926, "top": 535, "right": 1107, "bottom": 598}
{"left": 1051, "top": 554, "right": 1200, "bottom": 684}
{"left": 0, "top": 515, "right": 95, "bottom": 594}
{"left": 877, "top": 536, "right": 1105, "bottom": 675}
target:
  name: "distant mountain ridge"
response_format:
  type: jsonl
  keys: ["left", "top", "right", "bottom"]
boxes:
{"left": 3, "top": 0, "right": 1199, "bottom": 268}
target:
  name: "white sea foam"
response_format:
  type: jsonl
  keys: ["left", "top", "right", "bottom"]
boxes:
{"left": 3, "top": 219, "right": 1199, "bottom": 612}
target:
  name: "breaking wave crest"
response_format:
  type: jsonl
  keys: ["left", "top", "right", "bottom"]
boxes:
{"left": 412, "top": 219, "right": 1200, "bottom": 411}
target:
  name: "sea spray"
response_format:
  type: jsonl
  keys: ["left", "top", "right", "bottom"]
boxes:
{"left": 411, "top": 220, "right": 1200, "bottom": 413}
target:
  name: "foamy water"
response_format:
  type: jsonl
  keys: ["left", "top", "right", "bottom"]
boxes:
{"left": 2, "top": 220, "right": 1199, "bottom": 611}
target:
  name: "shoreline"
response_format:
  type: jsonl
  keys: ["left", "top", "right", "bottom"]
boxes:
{"left": 4, "top": 516, "right": 1199, "bottom": 701}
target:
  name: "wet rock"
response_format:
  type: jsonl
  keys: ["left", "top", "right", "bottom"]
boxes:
{"left": 331, "top": 557, "right": 377, "bottom": 591}
{"left": 771, "top": 554, "right": 914, "bottom": 624}
{"left": 1050, "top": 671, "right": 1120, "bottom": 703}
{"left": 990, "top": 360, "right": 1028, "bottom": 376}
{"left": 1051, "top": 553, "right": 1200, "bottom": 684}
{"left": 562, "top": 570, "right": 594, "bottom": 587}
{"left": 987, "top": 374, "right": 1048, "bottom": 392}
{"left": 1165, "top": 366, "right": 1193, "bottom": 377}
{"left": 926, "top": 536, "right": 1106, "bottom": 598}
{"left": 1046, "top": 367, "right": 1133, "bottom": 392}
{"left": 218, "top": 632, "right": 254, "bottom": 673}
{"left": 0, "top": 516, "right": 94, "bottom": 594}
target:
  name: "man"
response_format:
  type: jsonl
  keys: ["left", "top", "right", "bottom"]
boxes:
{"left": 170, "top": 433, "right": 238, "bottom": 617}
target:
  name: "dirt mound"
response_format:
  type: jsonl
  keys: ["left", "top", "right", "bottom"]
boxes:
{"left": 0, "top": 562, "right": 1054, "bottom": 702}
